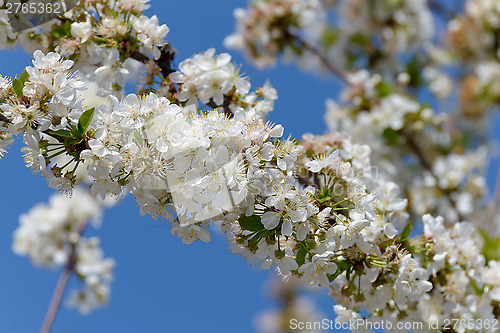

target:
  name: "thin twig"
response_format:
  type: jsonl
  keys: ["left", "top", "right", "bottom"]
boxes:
{"left": 40, "top": 264, "right": 73, "bottom": 333}
{"left": 289, "top": 33, "right": 347, "bottom": 83}
{"left": 401, "top": 130, "right": 465, "bottom": 222}
{"left": 297, "top": 173, "right": 318, "bottom": 189}
{"left": 206, "top": 99, "right": 234, "bottom": 118}
{"left": 130, "top": 44, "right": 176, "bottom": 78}
{"left": 40, "top": 223, "right": 86, "bottom": 333}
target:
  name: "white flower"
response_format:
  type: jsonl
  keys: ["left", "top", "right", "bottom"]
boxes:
{"left": 71, "top": 21, "right": 92, "bottom": 43}
{"left": 21, "top": 129, "right": 45, "bottom": 173}
{"left": 299, "top": 251, "right": 338, "bottom": 286}
{"left": 334, "top": 219, "right": 371, "bottom": 252}
{"left": 171, "top": 223, "right": 211, "bottom": 244}
{"left": 32, "top": 50, "right": 73, "bottom": 72}
{"left": 305, "top": 151, "right": 340, "bottom": 172}
{"left": 131, "top": 15, "right": 169, "bottom": 59}
{"left": 394, "top": 254, "right": 433, "bottom": 303}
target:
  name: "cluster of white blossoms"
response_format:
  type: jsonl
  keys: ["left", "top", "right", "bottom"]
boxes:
{"left": 0, "top": 50, "right": 92, "bottom": 192}
{"left": 445, "top": 0, "right": 500, "bottom": 130}
{"left": 81, "top": 88, "right": 286, "bottom": 243}
{"left": 336, "top": 0, "right": 434, "bottom": 53}
{"left": 410, "top": 148, "right": 488, "bottom": 223}
{"left": 13, "top": 188, "right": 115, "bottom": 314}
{"left": 326, "top": 214, "right": 498, "bottom": 332}
{"left": 448, "top": 0, "right": 500, "bottom": 60}
{"left": 225, "top": 0, "right": 434, "bottom": 73}
{"left": 0, "top": 49, "right": 470, "bottom": 326}
{"left": 254, "top": 278, "right": 325, "bottom": 333}
{"left": 2, "top": 0, "right": 500, "bottom": 330}
{"left": 224, "top": 0, "right": 327, "bottom": 69}
{"left": 323, "top": 69, "right": 489, "bottom": 224}
{"left": 415, "top": 215, "right": 497, "bottom": 328}
{"left": 0, "top": 0, "right": 168, "bottom": 93}
{"left": 168, "top": 48, "right": 278, "bottom": 118}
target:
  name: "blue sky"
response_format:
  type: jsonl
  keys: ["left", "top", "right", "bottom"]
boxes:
{"left": 0, "top": 1, "right": 337, "bottom": 332}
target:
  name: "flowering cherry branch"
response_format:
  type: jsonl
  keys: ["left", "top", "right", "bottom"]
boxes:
{"left": 1, "top": 0, "right": 500, "bottom": 332}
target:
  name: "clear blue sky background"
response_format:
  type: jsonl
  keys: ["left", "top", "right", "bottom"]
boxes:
{"left": 0, "top": 1, "right": 338, "bottom": 332}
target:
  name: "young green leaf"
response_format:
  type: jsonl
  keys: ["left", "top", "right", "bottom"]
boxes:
{"left": 51, "top": 21, "right": 72, "bottom": 39}
{"left": 328, "top": 260, "right": 351, "bottom": 282}
{"left": 18, "top": 70, "right": 30, "bottom": 85}
{"left": 346, "top": 266, "right": 352, "bottom": 281}
{"left": 238, "top": 215, "right": 265, "bottom": 232}
{"left": 78, "top": 107, "right": 95, "bottom": 135}
{"left": 296, "top": 247, "right": 307, "bottom": 267}
{"left": 382, "top": 127, "right": 400, "bottom": 146}
{"left": 12, "top": 78, "right": 23, "bottom": 98}
{"left": 479, "top": 229, "right": 500, "bottom": 262}
{"left": 401, "top": 223, "right": 412, "bottom": 240}
{"left": 48, "top": 129, "right": 75, "bottom": 139}
{"left": 71, "top": 125, "right": 83, "bottom": 141}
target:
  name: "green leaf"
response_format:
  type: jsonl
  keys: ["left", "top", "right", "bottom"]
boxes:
{"left": 351, "top": 33, "right": 368, "bottom": 46}
{"left": 382, "top": 127, "right": 400, "bottom": 146}
{"left": 322, "top": 27, "right": 338, "bottom": 48}
{"left": 77, "top": 108, "right": 95, "bottom": 135}
{"left": 401, "top": 223, "right": 412, "bottom": 240}
{"left": 376, "top": 82, "right": 392, "bottom": 98}
{"left": 51, "top": 21, "right": 72, "bottom": 39}
{"left": 12, "top": 78, "right": 23, "bottom": 98}
{"left": 48, "top": 129, "right": 75, "bottom": 139}
{"left": 406, "top": 56, "right": 422, "bottom": 88}
{"left": 479, "top": 229, "right": 500, "bottom": 262}
{"left": 296, "top": 248, "right": 307, "bottom": 267}
{"left": 470, "top": 277, "right": 484, "bottom": 296}
{"left": 239, "top": 215, "right": 265, "bottom": 232}
{"left": 71, "top": 125, "right": 82, "bottom": 141}
{"left": 328, "top": 260, "right": 351, "bottom": 282}
{"left": 18, "top": 70, "right": 29, "bottom": 85}
{"left": 248, "top": 234, "right": 261, "bottom": 253}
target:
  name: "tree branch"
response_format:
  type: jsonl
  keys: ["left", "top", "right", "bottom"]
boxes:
{"left": 297, "top": 173, "right": 319, "bottom": 189}
{"left": 40, "top": 223, "right": 86, "bottom": 333}
{"left": 401, "top": 130, "right": 465, "bottom": 222}
{"left": 130, "top": 43, "right": 176, "bottom": 78}
{"left": 40, "top": 263, "right": 73, "bottom": 333}
{"left": 289, "top": 33, "right": 347, "bottom": 83}
{"left": 206, "top": 99, "right": 234, "bottom": 118}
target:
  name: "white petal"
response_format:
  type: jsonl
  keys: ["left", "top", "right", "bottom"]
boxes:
{"left": 296, "top": 224, "right": 310, "bottom": 241}
{"left": 282, "top": 220, "right": 292, "bottom": 236}
{"left": 261, "top": 211, "right": 281, "bottom": 230}
{"left": 197, "top": 228, "right": 211, "bottom": 242}
{"left": 270, "top": 124, "right": 284, "bottom": 137}
{"left": 384, "top": 223, "right": 398, "bottom": 239}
